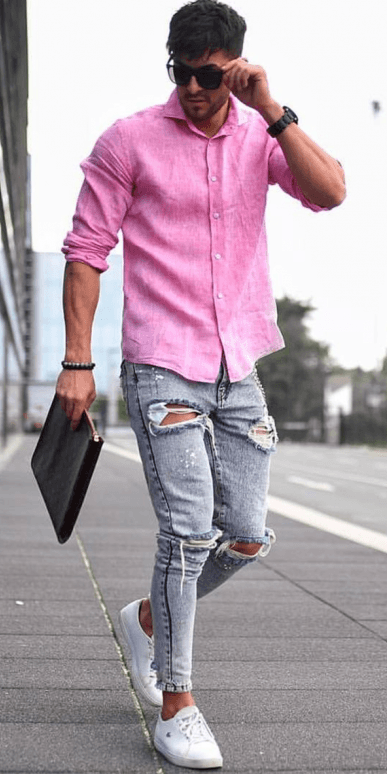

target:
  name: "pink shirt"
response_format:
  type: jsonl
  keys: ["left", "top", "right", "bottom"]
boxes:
{"left": 62, "top": 90, "right": 326, "bottom": 383}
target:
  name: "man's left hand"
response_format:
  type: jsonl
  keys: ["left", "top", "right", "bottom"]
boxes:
{"left": 221, "top": 58, "right": 274, "bottom": 112}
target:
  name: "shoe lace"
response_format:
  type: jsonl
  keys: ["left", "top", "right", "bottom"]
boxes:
{"left": 178, "top": 711, "right": 213, "bottom": 743}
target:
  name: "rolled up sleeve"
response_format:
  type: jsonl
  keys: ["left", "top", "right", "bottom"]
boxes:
{"left": 268, "top": 141, "right": 329, "bottom": 213}
{"left": 62, "top": 121, "right": 134, "bottom": 271}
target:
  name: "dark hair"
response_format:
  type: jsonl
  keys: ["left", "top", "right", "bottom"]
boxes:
{"left": 167, "top": 0, "right": 246, "bottom": 61}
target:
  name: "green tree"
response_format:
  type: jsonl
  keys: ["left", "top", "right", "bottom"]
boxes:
{"left": 256, "top": 297, "right": 330, "bottom": 426}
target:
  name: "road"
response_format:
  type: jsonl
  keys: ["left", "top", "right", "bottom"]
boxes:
{"left": 270, "top": 442, "right": 387, "bottom": 534}
{"left": 106, "top": 429, "right": 387, "bottom": 536}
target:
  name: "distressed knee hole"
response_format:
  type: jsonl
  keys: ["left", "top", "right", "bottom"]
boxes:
{"left": 160, "top": 404, "right": 199, "bottom": 427}
{"left": 248, "top": 415, "right": 278, "bottom": 452}
{"left": 216, "top": 536, "right": 275, "bottom": 561}
{"left": 229, "top": 541, "right": 262, "bottom": 557}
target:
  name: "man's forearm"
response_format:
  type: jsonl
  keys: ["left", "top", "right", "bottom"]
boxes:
{"left": 63, "top": 261, "right": 100, "bottom": 361}
{"left": 259, "top": 101, "right": 346, "bottom": 209}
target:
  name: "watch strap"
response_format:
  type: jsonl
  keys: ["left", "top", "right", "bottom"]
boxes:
{"left": 267, "top": 106, "right": 298, "bottom": 138}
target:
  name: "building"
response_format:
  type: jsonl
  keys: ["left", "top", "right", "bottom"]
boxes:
{"left": 0, "top": 0, "right": 30, "bottom": 446}
{"left": 31, "top": 251, "right": 124, "bottom": 391}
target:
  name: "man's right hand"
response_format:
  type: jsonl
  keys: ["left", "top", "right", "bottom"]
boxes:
{"left": 56, "top": 369, "right": 96, "bottom": 430}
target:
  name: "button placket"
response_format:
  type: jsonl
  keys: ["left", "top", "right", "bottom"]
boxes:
{"left": 206, "top": 141, "right": 225, "bottom": 309}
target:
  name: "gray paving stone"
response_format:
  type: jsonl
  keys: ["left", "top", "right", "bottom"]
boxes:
{"left": 192, "top": 688, "right": 387, "bottom": 724}
{"left": 192, "top": 636, "right": 387, "bottom": 662}
{"left": 0, "top": 554, "right": 88, "bottom": 574}
{"left": 0, "top": 599, "right": 107, "bottom": 617}
{"left": 216, "top": 770, "right": 387, "bottom": 774}
{"left": 268, "top": 541, "right": 387, "bottom": 562}
{"left": 325, "top": 602, "right": 387, "bottom": 619}
{"left": 0, "top": 723, "right": 158, "bottom": 773}
{"left": 292, "top": 583, "right": 387, "bottom": 620}
{"left": 194, "top": 609, "right": 373, "bottom": 638}
{"left": 0, "top": 688, "right": 137, "bottom": 724}
{"left": 260, "top": 562, "right": 387, "bottom": 582}
{"left": 0, "top": 614, "right": 109, "bottom": 636}
{"left": 211, "top": 722, "right": 387, "bottom": 771}
{"left": 1, "top": 658, "right": 127, "bottom": 690}
{"left": 301, "top": 580, "right": 387, "bottom": 596}
{"left": 359, "top": 620, "right": 387, "bottom": 638}
{"left": 0, "top": 576, "right": 98, "bottom": 600}
{"left": 82, "top": 558, "right": 154, "bottom": 580}
{"left": 0, "top": 634, "right": 117, "bottom": 660}
{"left": 198, "top": 596, "right": 340, "bottom": 614}
{"left": 191, "top": 661, "right": 387, "bottom": 691}
{"left": 93, "top": 580, "right": 151, "bottom": 602}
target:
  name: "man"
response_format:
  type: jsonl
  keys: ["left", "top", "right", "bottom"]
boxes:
{"left": 57, "top": 0, "right": 346, "bottom": 768}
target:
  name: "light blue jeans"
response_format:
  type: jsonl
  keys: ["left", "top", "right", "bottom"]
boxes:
{"left": 120, "top": 360, "right": 277, "bottom": 693}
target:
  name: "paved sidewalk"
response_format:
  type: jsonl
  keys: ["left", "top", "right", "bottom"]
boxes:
{"left": 1, "top": 434, "right": 387, "bottom": 774}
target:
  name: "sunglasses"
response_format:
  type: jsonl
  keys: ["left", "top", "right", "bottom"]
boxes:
{"left": 166, "top": 57, "right": 223, "bottom": 90}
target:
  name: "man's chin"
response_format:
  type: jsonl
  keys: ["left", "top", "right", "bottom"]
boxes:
{"left": 185, "top": 101, "right": 207, "bottom": 112}
{"left": 184, "top": 102, "right": 211, "bottom": 121}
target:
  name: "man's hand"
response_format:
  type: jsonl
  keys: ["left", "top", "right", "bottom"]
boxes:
{"left": 221, "top": 58, "right": 275, "bottom": 112}
{"left": 222, "top": 57, "right": 345, "bottom": 208}
{"left": 56, "top": 369, "right": 96, "bottom": 430}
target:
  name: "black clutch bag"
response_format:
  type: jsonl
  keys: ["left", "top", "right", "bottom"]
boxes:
{"left": 31, "top": 394, "right": 104, "bottom": 543}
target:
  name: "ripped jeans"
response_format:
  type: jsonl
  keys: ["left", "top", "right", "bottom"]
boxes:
{"left": 120, "top": 360, "right": 277, "bottom": 693}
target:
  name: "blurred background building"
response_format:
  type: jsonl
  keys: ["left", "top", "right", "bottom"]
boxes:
{"left": 0, "top": 0, "right": 30, "bottom": 447}
{"left": 31, "top": 252, "right": 123, "bottom": 387}
{"left": 25, "top": 251, "right": 123, "bottom": 431}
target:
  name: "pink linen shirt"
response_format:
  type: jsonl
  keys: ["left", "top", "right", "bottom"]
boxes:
{"left": 62, "top": 90, "right": 326, "bottom": 383}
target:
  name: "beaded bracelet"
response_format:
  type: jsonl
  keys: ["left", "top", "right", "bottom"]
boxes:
{"left": 61, "top": 361, "right": 95, "bottom": 370}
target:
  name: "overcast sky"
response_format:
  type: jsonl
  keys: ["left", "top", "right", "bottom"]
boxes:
{"left": 27, "top": 0, "right": 387, "bottom": 371}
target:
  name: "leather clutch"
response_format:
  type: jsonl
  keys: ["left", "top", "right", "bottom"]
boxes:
{"left": 31, "top": 394, "right": 104, "bottom": 543}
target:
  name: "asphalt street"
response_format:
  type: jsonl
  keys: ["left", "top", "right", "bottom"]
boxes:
{"left": 270, "top": 443, "right": 387, "bottom": 533}
{"left": 1, "top": 433, "right": 387, "bottom": 773}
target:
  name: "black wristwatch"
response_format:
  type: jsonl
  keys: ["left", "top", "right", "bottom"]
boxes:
{"left": 267, "top": 106, "right": 298, "bottom": 138}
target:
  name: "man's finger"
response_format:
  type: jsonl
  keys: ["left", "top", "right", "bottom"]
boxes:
{"left": 70, "top": 405, "right": 84, "bottom": 431}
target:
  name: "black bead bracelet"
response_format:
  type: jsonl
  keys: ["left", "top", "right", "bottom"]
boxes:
{"left": 61, "top": 361, "right": 95, "bottom": 370}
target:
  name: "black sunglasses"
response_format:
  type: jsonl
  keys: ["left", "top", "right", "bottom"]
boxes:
{"left": 166, "top": 57, "right": 223, "bottom": 90}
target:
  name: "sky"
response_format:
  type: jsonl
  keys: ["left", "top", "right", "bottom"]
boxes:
{"left": 27, "top": 0, "right": 387, "bottom": 372}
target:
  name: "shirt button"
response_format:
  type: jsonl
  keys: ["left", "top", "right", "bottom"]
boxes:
{"left": 217, "top": 292, "right": 223, "bottom": 299}
{"left": 213, "top": 212, "right": 220, "bottom": 219}
{"left": 211, "top": 175, "right": 217, "bottom": 182}
{"left": 214, "top": 253, "right": 221, "bottom": 260}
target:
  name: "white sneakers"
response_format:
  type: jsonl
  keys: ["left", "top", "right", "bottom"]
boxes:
{"left": 119, "top": 599, "right": 223, "bottom": 769}
{"left": 119, "top": 599, "right": 162, "bottom": 707}
{"left": 154, "top": 706, "right": 223, "bottom": 769}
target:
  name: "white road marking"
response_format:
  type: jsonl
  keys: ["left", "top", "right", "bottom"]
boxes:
{"left": 104, "top": 441, "right": 387, "bottom": 555}
{"left": 375, "top": 461, "right": 387, "bottom": 471}
{"left": 0, "top": 434, "right": 23, "bottom": 473}
{"left": 103, "top": 441, "right": 141, "bottom": 463}
{"left": 287, "top": 475, "right": 335, "bottom": 492}
{"left": 274, "top": 462, "right": 387, "bottom": 489}
{"left": 268, "top": 495, "right": 387, "bottom": 555}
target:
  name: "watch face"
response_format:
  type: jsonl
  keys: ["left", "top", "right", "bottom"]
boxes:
{"left": 284, "top": 106, "right": 298, "bottom": 123}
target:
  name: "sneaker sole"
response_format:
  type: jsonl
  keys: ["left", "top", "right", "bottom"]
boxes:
{"left": 119, "top": 609, "right": 162, "bottom": 707}
{"left": 154, "top": 738, "right": 223, "bottom": 769}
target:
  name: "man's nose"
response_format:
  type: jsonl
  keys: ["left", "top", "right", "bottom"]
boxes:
{"left": 186, "top": 75, "right": 202, "bottom": 94}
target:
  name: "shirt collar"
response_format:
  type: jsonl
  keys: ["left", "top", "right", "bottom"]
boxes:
{"left": 163, "top": 89, "right": 250, "bottom": 137}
